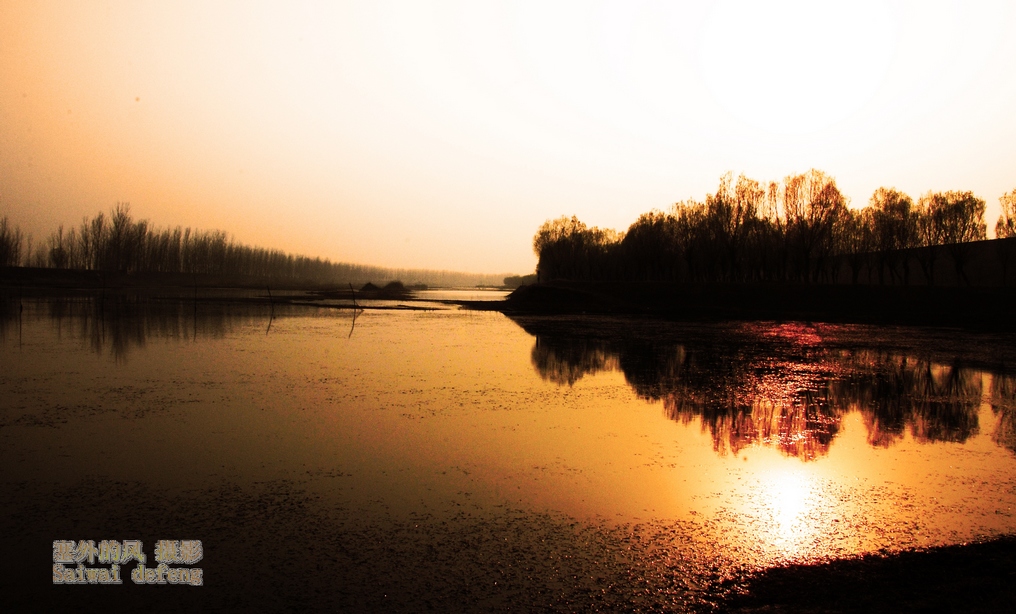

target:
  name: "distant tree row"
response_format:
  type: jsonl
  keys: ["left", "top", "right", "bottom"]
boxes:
{"left": 503, "top": 273, "right": 538, "bottom": 288}
{"left": 0, "top": 203, "right": 505, "bottom": 287}
{"left": 534, "top": 171, "right": 1016, "bottom": 285}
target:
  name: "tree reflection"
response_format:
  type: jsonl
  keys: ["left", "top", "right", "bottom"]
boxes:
{"left": 990, "top": 374, "right": 1016, "bottom": 453}
{"left": 519, "top": 318, "right": 995, "bottom": 460}
{"left": 831, "top": 353, "right": 982, "bottom": 447}
{"left": 531, "top": 337, "right": 619, "bottom": 386}
{"left": 0, "top": 293, "right": 22, "bottom": 346}
{"left": 3, "top": 295, "right": 277, "bottom": 362}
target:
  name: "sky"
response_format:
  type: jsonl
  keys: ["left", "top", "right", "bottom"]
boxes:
{"left": 2, "top": 1, "right": 1016, "bottom": 274}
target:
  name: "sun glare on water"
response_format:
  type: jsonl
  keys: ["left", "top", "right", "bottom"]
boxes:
{"left": 743, "top": 467, "right": 826, "bottom": 561}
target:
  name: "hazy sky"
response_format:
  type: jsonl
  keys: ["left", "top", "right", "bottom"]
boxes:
{"left": 3, "top": 1, "right": 1016, "bottom": 274}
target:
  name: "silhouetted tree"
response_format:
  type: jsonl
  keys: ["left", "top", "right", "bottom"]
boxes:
{"left": 782, "top": 170, "right": 847, "bottom": 282}
{"left": 869, "top": 187, "right": 916, "bottom": 284}
{"left": 936, "top": 191, "right": 986, "bottom": 285}
{"left": 532, "top": 171, "right": 892, "bottom": 286}
{"left": 914, "top": 192, "right": 946, "bottom": 284}
{"left": 996, "top": 189, "right": 1016, "bottom": 286}
{"left": 46, "top": 225, "right": 69, "bottom": 268}
{"left": 702, "top": 173, "right": 765, "bottom": 281}
{"left": 504, "top": 274, "right": 537, "bottom": 288}
{"left": 619, "top": 211, "right": 680, "bottom": 281}
{"left": 911, "top": 191, "right": 987, "bottom": 285}
{"left": 0, "top": 216, "right": 24, "bottom": 266}
{"left": 834, "top": 207, "right": 874, "bottom": 284}
{"left": 533, "top": 216, "right": 621, "bottom": 281}
{"left": 6, "top": 204, "right": 506, "bottom": 286}
{"left": 998, "top": 189, "right": 1016, "bottom": 239}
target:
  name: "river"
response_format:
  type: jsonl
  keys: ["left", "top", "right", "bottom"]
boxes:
{"left": 2, "top": 294, "right": 1015, "bottom": 611}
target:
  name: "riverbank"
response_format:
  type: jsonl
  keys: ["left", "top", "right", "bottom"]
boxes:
{"left": 495, "top": 281, "right": 1016, "bottom": 331}
{"left": 0, "top": 265, "right": 357, "bottom": 293}
{"left": 0, "top": 267, "right": 470, "bottom": 311}
{"left": 7, "top": 266, "right": 1013, "bottom": 330}
{"left": 712, "top": 536, "right": 1016, "bottom": 613}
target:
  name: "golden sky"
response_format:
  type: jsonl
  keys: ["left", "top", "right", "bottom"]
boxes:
{"left": 2, "top": 1, "right": 1016, "bottom": 274}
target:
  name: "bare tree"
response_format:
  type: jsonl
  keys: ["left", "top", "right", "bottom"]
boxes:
{"left": 995, "top": 188, "right": 1016, "bottom": 285}
{"left": 998, "top": 188, "right": 1016, "bottom": 239}
{"left": 47, "top": 225, "right": 68, "bottom": 268}
{"left": 914, "top": 191, "right": 986, "bottom": 285}
{"left": 0, "top": 216, "right": 24, "bottom": 266}
{"left": 534, "top": 216, "right": 621, "bottom": 281}
{"left": 783, "top": 170, "right": 847, "bottom": 282}
{"left": 868, "top": 187, "right": 916, "bottom": 284}
{"left": 703, "top": 173, "right": 766, "bottom": 281}
{"left": 835, "top": 207, "right": 874, "bottom": 284}
{"left": 937, "top": 191, "right": 986, "bottom": 285}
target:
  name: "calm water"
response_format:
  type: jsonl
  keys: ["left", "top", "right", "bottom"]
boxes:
{"left": 3, "top": 295, "right": 1015, "bottom": 608}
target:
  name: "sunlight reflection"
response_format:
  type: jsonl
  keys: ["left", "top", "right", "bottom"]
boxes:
{"left": 748, "top": 467, "right": 823, "bottom": 560}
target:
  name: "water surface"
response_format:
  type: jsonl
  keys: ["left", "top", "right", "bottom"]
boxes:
{"left": 2, "top": 296, "right": 1015, "bottom": 609}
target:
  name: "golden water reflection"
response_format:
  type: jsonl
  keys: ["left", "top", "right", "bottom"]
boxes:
{"left": 3, "top": 301, "right": 1016, "bottom": 570}
{"left": 753, "top": 467, "right": 820, "bottom": 557}
{"left": 521, "top": 317, "right": 1010, "bottom": 460}
{"left": 518, "top": 317, "right": 1016, "bottom": 563}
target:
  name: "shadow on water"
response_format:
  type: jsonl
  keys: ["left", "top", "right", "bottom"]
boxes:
{"left": 513, "top": 316, "right": 1016, "bottom": 459}
{"left": 992, "top": 373, "right": 1016, "bottom": 453}
{"left": 0, "top": 292, "right": 23, "bottom": 348}
{"left": 0, "top": 294, "right": 311, "bottom": 362}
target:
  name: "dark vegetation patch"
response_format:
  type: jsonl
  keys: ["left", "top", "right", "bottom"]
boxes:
{"left": 533, "top": 174, "right": 1016, "bottom": 288}
{"left": 713, "top": 537, "right": 1016, "bottom": 613}
{"left": 502, "top": 281, "right": 1016, "bottom": 331}
{"left": 503, "top": 273, "right": 538, "bottom": 289}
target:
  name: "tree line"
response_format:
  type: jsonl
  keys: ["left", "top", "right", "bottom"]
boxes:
{"left": 0, "top": 203, "right": 505, "bottom": 287}
{"left": 534, "top": 170, "right": 1016, "bottom": 285}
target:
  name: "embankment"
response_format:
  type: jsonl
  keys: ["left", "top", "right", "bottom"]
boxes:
{"left": 500, "top": 281, "right": 1016, "bottom": 331}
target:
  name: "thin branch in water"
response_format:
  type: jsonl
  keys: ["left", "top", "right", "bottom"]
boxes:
{"left": 348, "top": 306, "right": 361, "bottom": 339}
{"left": 18, "top": 285, "right": 23, "bottom": 350}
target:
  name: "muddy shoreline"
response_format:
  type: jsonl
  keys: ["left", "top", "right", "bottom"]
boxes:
{"left": 716, "top": 536, "right": 1016, "bottom": 613}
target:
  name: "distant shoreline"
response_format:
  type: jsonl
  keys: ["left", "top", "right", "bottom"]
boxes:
{"left": 0, "top": 266, "right": 506, "bottom": 312}
{"left": 5, "top": 267, "right": 1014, "bottom": 331}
